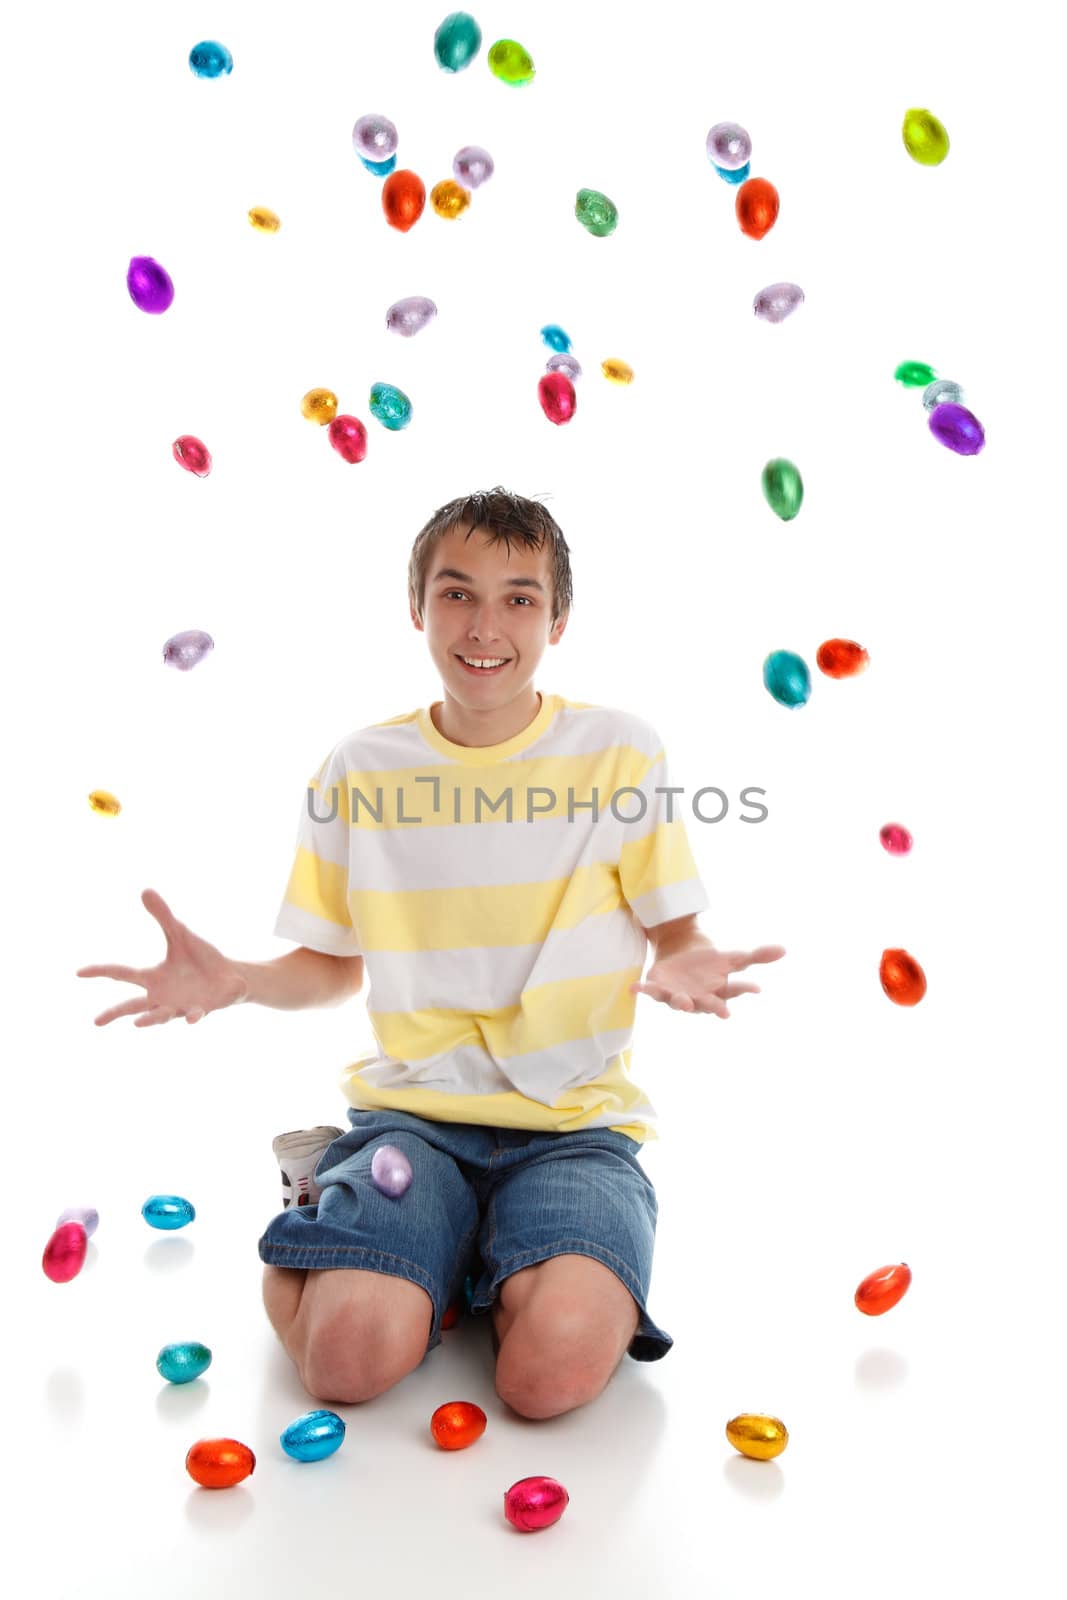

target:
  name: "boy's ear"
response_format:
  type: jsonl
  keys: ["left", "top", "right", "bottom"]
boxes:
{"left": 549, "top": 610, "right": 569, "bottom": 644}
{"left": 410, "top": 604, "right": 423, "bottom": 631}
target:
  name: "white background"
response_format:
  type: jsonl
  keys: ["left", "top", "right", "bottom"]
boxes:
{"left": 5, "top": 0, "right": 1064, "bottom": 1594}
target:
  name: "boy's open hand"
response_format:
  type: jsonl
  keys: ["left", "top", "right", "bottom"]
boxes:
{"left": 629, "top": 944, "right": 786, "bottom": 1018}
{"left": 76, "top": 888, "right": 249, "bottom": 1028}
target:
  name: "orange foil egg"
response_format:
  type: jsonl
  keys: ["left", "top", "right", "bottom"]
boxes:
{"left": 382, "top": 169, "right": 426, "bottom": 232}
{"left": 441, "top": 1300, "right": 461, "bottom": 1330}
{"left": 855, "top": 1262, "right": 912, "bottom": 1315}
{"left": 817, "top": 639, "right": 869, "bottom": 678}
{"left": 185, "top": 1438, "right": 256, "bottom": 1489}
{"left": 735, "top": 177, "right": 779, "bottom": 239}
{"left": 431, "top": 1401, "right": 487, "bottom": 1450}
{"left": 880, "top": 948, "right": 927, "bottom": 1005}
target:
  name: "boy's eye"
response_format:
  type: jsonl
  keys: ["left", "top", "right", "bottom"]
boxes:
{"left": 441, "top": 590, "right": 532, "bottom": 605}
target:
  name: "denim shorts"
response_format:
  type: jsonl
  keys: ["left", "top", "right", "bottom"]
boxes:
{"left": 258, "top": 1108, "right": 673, "bottom": 1362}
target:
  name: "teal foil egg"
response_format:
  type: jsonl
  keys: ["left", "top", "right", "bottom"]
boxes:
{"left": 434, "top": 13, "right": 482, "bottom": 72}
{"left": 369, "top": 383, "right": 412, "bottom": 430}
{"left": 189, "top": 42, "right": 233, "bottom": 79}
{"left": 763, "top": 650, "right": 811, "bottom": 708}
{"left": 156, "top": 1341, "right": 212, "bottom": 1384}
{"left": 141, "top": 1194, "right": 196, "bottom": 1230}
{"left": 281, "top": 1409, "right": 346, "bottom": 1462}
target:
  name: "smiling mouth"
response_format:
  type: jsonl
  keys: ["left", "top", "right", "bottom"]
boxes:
{"left": 455, "top": 654, "right": 511, "bottom": 673}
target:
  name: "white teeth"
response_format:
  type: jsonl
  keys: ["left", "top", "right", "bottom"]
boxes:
{"left": 462, "top": 657, "right": 507, "bottom": 668}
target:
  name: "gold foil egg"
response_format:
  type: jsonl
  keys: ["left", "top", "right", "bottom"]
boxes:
{"left": 726, "top": 1413, "right": 789, "bottom": 1460}
{"left": 248, "top": 206, "right": 281, "bottom": 232}
{"left": 430, "top": 179, "right": 471, "bottom": 219}
{"left": 602, "top": 358, "right": 634, "bottom": 384}
{"left": 301, "top": 388, "right": 339, "bottom": 425}
{"left": 88, "top": 790, "right": 121, "bottom": 817}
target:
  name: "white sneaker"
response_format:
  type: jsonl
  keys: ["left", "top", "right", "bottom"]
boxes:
{"left": 272, "top": 1126, "right": 344, "bottom": 1209}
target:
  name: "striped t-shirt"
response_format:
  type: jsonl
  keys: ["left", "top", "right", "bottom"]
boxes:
{"left": 273, "top": 693, "right": 710, "bottom": 1144}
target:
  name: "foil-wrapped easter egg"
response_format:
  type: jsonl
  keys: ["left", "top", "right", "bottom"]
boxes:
{"left": 922, "top": 378, "right": 964, "bottom": 412}
{"left": 56, "top": 1205, "right": 99, "bottom": 1237}
{"left": 880, "top": 823, "right": 913, "bottom": 856}
{"left": 430, "top": 179, "right": 471, "bottom": 219}
{"left": 328, "top": 416, "right": 368, "bottom": 463}
{"left": 929, "top": 402, "right": 985, "bottom": 456}
{"left": 142, "top": 1194, "right": 196, "bottom": 1230}
{"left": 281, "top": 1409, "right": 346, "bottom": 1461}
{"left": 370, "top": 1143, "right": 414, "bottom": 1196}
{"left": 369, "top": 383, "right": 412, "bottom": 431}
{"left": 816, "top": 639, "right": 869, "bottom": 677}
{"left": 302, "top": 388, "right": 339, "bottom": 425}
{"left": 353, "top": 113, "right": 398, "bottom": 162}
{"left": 383, "top": 169, "right": 426, "bottom": 232}
{"left": 602, "top": 358, "right": 634, "bottom": 384}
{"left": 127, "top": 256, "right": 174, "bottom": 314}
{"left": 431, "top": 1400, "right": 487, "bottom": 1450}
{"left": 163, "top": 631, "right": 214, "bottom": 671}
{"left": 538, "top": 372, "right": 577, "bottom": 425}
{"left": 441, "top": 1300, "right": 461, "bottom": 1330}
{"left": 895, "top": 360, "right": 937, "bottom": 388}
{"left": 761, "top": 458, "right": 803, "bottom": 520}
{"left": 736, "top": 178, "right": 779, "bottom": 239}
{"left": 712, "top": 162, "right": 750, "bottom": 185}
{"left": 42, "top": 1221, "right": 88, "bottom": 1283}
{"left": 189, "top": 42, "right": 233, "bottom": 79}
{"left": 546, "top": 353, "right": 582, "bottom": 381}
{"left": 434, "top": 13, "right": 482, "bottom": 71}
{"left": 386, "top": 296, "right": 437, "bottom": 337}
{"left": 726, "top": 1414, "right": 789, "bottom": 1460}
{"left": 575, "top": 188, "right": 618, "bottom": 237}
{"left": 879, "top": 949, "right": 926, "bottom": 1005}
{"left": 173, "top": 435, "right": 212, "bottom": 476}
{"left": 186, "top": 1438, "right": 255, "bottom": 1489}
{"left": 754, "top": 282, "right": 804, "bottom": 323}
{"left": 504, "top": 1475, "right": 570, "bottom": 1531}
{"left": 855, "top": 1263, "right": 912, "bottom": 1315}
{"left": 763, "top": 650, "right": 811, "bottom": 708}
{"left": 541, "top": 324, "right": 571, "bottom": 352}
{"left": 360, "top": 154, "right": 397, "bottom": 176}
{"left": 706, "top": 122, "right": 752, "bottom": 170}
{"left": 88, "top": 791, "right": 121, "bottom": 817}
{"left": 248, "top": 206, "right": 281, "bottom": 233}
{"left": 488, "top": 39, "right": 535, "bottom": 85}
{"left": 453, "top": 145, "right": 494, "bottom": 188}
{"left": 157, "top": 1342, "right": 212, "bottom": 1384}
{"left": 902, "top": 108, "right": 950, "bottom": 166}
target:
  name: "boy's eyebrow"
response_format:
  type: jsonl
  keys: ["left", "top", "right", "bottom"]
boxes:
{"left": 432, "top": 566, "right": 546, "bottom": 592}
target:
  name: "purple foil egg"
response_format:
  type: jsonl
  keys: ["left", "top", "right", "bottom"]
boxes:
{"left": 546, "top": 352, "right": 582, "bottom": 381}
{"left": 352, "top": 113, "right": 398, "bottom": 161}
{"left": 163, "top": 630, "right": 215, "bottom": 671}
{"left": 370, "top": 1143, "right": 413, "bottom": 1198}
{"left": 386, "top": 296, "right": 438, "bottom": 337}
{"left": 929, "top": 402, "right": 985, "bottom": 456}
{"left": 754, "top": 282, "right": 805, "bottom": 324}
{"left": 452, "top": 145, "right": 494, "bottom": 189}
{"left": 127, "top": 256, "right": 175, "bottom": 314}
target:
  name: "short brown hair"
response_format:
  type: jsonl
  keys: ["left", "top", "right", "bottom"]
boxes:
{"left": 408, "top": 487, "right": 573, "bottom": 627}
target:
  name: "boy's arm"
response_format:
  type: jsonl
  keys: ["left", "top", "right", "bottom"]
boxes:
{"left": 233, "top": 948, "right": 364, "bottom": 1011}
{"left": 644, "top": 913, "right": 714, "bottom": 958}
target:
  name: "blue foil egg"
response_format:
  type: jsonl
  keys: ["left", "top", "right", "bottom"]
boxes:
{"left": 156, "top": 1341, "right": 212, "bottom": 1384}
{"left": 712, "top": 161, "right": 750, "bottom": 185}
{"left": 281, "top": 1409, "right": 347, "bottom": 1462}
{"left": 360, "top": 153, "right": 397, "bottom": 176}
{"left": 763, "top": 650, "right": 811, "bottom": 708}
{"left": 540, "top": 324, "right": 571, "bottom": 353}
{"left": 142, "top": 1194, "right": 196, "bottom": 1230}
{"left": 189, "top": 42, "right": 233, "bottom": 79}
{"left": 369, "top": 383, "right": 412, "bottom": 431}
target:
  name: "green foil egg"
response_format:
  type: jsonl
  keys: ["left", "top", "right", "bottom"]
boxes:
{"left": 902, "top": 108, "right": 950, "bottom": 166}
{"left": 895, "top": 360, "right": 937, "bottom": 388}
{"left": 575, "top": 188, "right": 618, "bottom": 237}
{"left": 156, "top": 1341, "right": 212, "bottom": 1384}
{"left": 761, "top": 459, "right": 804, "bottom": 521}
{"left": 487, "top": 39, "right": 534, "bottom": 85}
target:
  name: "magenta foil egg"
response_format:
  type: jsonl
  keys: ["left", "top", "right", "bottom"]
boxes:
{"left": 880, "top": 823, "right": 913, "bottom": 855}
{"left": 503, "top": 1476, "right": 570, "bottom": 1531}
{"left": 43, "top": 1221, "right": 88, "bottom": 1284}
{"left": 370, "top": 1144, "right": 413, "bottom": 1198}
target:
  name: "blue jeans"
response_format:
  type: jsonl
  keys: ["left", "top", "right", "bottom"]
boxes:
{"left": 258, "top": 1108, "right": 673, "bottom": 1362}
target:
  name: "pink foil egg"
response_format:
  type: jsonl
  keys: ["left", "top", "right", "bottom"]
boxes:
{"left": 537, "top": 372, "right": 576, "bottom": 425}
{"left": 173, "top": 436, "right": 212, "bottom": 476}
{"left": 328, "top": 416, "right": 368, "bottom": 463}
{"left": 880, "top": 823, "right": 913, "bottom": 855}
{"left": 43, "top": 1221, "right": 88, "bottom": 1283}
{"left": 504, "top": 1475, "right": 570, "bottom": 1531}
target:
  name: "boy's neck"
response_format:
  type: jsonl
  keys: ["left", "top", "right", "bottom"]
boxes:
{"left": 430, "top": 687, "right": 543, "bottom": 747}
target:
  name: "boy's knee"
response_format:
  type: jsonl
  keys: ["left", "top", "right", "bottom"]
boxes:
{"left": 298, "top": 1305, "right": 429, "bottom": 1405}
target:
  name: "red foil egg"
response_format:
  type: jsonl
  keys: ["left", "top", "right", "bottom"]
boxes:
{"left": 430, "top": 1400, "right": 487, "bottom": 1450}
{"left": 880, "top": 948, "right": 927, "bottom": 1005}
{"left": 440, "top": 1300, "right": 461, "bottom": 1330}
{"left": 42, "top": 1221, "right": 88, "bottom": 1283}
{"left": 736, "top": 177, "right": 779, "bottom": 239}
{"left": 504, "top": 1475, "right": 570, "bottom": 1531}
{"left": 382, "top": 169, "right": 426, "bottom": 232}
{"left": 172, "top": 436, "right": 212, "bottom": 477}
{"left": 185, "top": 1438, "right": 256, "bottom": 1489}
{"left": 537, "top": 371, "right": 577, "bottom": 425}
{"left": 328, "top": 416, "right": 368, "bottom": 463}
{"left": 817, "top": 639, "right": 869, "bottom": 678}
{"left": 855, "top": 1262, "right": 912, "bottom": 1315}
{"left": 880, "top": 823, "right": 913, "bottom": 855}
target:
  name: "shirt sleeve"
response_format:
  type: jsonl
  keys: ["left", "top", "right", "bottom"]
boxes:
{"left": 616, "top": 734, "right": 711, "bottom": 931}
{"left": 273, "top": 744, "right": 362, "bottom": 956}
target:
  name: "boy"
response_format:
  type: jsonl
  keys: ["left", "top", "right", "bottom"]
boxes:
{"left": 77, "top": 488, "right": 784, "bottom": 1421}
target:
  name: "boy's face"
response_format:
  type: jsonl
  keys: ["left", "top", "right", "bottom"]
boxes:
{"left": 411, "top": 522, "right": 567, "bottom": 707}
